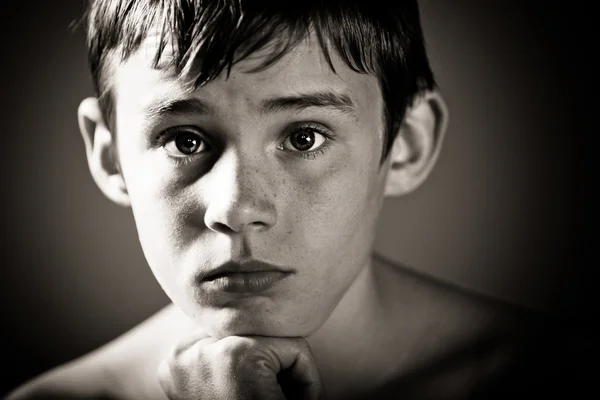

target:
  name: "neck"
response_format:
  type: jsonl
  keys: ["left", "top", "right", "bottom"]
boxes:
{"left": 306, "top": 255, "right": 396, "bottom": 399}
{"left": 305, "top": 255, "right": 522, "bottom": 399}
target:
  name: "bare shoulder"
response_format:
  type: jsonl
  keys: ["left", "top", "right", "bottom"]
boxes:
{"left": 370, "top": 253, "right": 560, "bottom": 397}
{"left": 372, "top": 252, "right": 527, "bottom": 336}
{"left": 5, "top": 304, "right": 194, "bottom": 400}
{"left": 378, "top": 257, "right": 596, "bottom": 397}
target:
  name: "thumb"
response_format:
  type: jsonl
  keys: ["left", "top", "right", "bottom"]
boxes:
{"left": 256, "top": 337, "right": 322, "bottom": 400}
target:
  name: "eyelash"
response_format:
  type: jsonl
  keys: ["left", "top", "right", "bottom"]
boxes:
{"left": 154, "top": 122, "right": 336, "bottom": 165}
{"left": 280, "top": 123, "right": 336, "bottom": 160}
{"left": 154, "top": 126, "right": 210, "bottom": 166}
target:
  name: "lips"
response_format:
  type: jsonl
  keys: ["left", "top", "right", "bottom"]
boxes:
{"left": 198, "top": 260, "right": 294, "bottom": 293}
{"left": 201, "top": 260, "right": 293, "bottom": 281}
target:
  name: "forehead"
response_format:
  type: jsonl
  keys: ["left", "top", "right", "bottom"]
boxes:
{"left": 111, "top": 32, "right": 383, "bottom": 123}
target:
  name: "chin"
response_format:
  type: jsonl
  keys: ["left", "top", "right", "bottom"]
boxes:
{"left": 197, "top": 306, "right": 323, "bottom": 339}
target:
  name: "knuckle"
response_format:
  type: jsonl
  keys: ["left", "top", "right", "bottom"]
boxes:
{"left": 156, "top": 359, "right": 171, "bottom": 380}
{"left": 247, "top": 354, "right": 275, "bottom": 378}
{"left": 295, "top": 337, "right": 311, "bottom": 351}
{"left": 156, "top": 359, "right": 178, "bottom": 397}
{"left": 212, "top": 336, "right": 270, "bottom": 376}
{"left": 215, "top": 336, "right": 253, "bottom": 360}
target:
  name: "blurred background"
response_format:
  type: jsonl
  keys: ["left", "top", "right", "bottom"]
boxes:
{"left": 0, "top": 0, "right": 590, "bottom": 395}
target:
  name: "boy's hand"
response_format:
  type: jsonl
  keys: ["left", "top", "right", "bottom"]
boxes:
{"left": 157, "top": 331, "right": 322, "bottom": 400}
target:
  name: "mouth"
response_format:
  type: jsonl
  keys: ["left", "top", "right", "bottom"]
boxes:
{"left": 199, "top": 261, "right": 294, "bottom": 294}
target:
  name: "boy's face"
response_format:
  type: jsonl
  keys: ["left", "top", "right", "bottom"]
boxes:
{"left": 108, "top": 34, "right": 392, "bottom": 338}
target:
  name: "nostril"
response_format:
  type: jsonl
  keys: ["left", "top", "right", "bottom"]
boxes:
{"left": 208, "top": 220, "right": 270, "bottom": 234}
{"left": 248, "top": 221, "right": 269, "bottom": 231}
{"left": 211, "top": 222, "right": 236, "bottom": 234}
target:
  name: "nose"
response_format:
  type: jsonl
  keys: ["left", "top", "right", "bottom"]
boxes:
{"left": 203, "top": 149, "right": 277, "bottom": 234}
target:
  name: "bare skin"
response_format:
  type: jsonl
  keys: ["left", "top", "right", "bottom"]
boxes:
{"left": 7, "top": 255, "right": 523, "bottom": 400}
{"left": 6, "top": 33, "right": 526, "bottom": 400}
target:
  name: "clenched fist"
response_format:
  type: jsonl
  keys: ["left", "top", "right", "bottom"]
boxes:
{"left": 157, "top": 331, "right": 322, "bottom": 400}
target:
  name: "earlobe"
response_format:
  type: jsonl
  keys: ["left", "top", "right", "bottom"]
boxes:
{"left": 77, "top": 97, "right": 130, "bottom": 207}
{"left": 384, "top": 91, "right": 449, "bottom": 197}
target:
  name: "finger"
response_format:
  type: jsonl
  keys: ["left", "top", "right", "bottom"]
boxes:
{"left": 255, "top": 337, "right": 322, "bottom": 400}
{"left": 172, "top": 327, "right": 214, "bottom": 355}
{"left": 157, "top": 330, "right": 218, "bottom": 399}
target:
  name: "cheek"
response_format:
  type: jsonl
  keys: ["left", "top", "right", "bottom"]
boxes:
{"left": 118, "top": 146, "right": 190, "bottom": 263}
{"left": 124, "top": 178, "right": 206, "bottom": 305}
{"left": 284, "top": 156, "right": 384, "bottom": 266}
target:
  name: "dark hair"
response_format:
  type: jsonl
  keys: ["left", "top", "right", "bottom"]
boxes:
{"left": 84, "top": 0, "right": 436, "bottom": 160}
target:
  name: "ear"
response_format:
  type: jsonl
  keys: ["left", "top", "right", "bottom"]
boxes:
{"left": 78, "top": 97, "right": 130, "bottom": 207}
{"left": 384, "top": 91, "right": 449, "bottom": 196}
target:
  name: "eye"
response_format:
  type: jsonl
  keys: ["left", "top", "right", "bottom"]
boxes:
{"left": 163, "top": 129, "right": 209, "bottom": 157}
{"left": 279, "top": 126, "right": 328, "bottom": 153}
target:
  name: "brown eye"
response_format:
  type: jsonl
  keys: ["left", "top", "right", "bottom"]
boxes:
{"left": 164, "top": 130, "right": 208, "bottom": 157}
{"left": 175, "top": 132, "right": 200, "bottom": 154}
{"left": 281, "top": 128, "right": 327, "bottom": 152}
{"left": 290, "top": 131, "right": 315, "bottom": 151}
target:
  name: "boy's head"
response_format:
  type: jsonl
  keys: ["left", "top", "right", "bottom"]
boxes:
{"left": 78, "top": 0, "right": 448, "bottom": 338}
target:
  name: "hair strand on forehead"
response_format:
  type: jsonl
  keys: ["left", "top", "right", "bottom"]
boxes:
{"left": 83, "top": 0, "right": 436, "bottom": 161}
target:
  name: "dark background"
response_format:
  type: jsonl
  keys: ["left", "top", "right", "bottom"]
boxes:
{"left": 0, "top": 0, "right": 591, "bottom": 395}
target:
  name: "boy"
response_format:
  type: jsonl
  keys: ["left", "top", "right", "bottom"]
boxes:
{"left": 5, "top": 0, "right": 582, "bottom": 399}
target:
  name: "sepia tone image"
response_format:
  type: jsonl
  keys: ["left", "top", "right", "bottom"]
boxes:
{"left": 1, "top": 0, "right": 591, "bottom": 398}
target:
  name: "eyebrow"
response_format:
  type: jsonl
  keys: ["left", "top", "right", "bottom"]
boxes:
{"left": 259, "top": 91, "right": 356, "bottom": 116}
{"left": 144, "top": 97, "right": 215, "bottom": 121}
{"left": 143, "top": 90, "right": 356, "bottom": 121}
